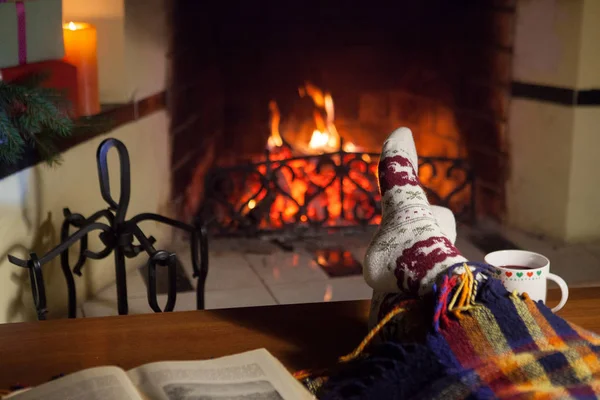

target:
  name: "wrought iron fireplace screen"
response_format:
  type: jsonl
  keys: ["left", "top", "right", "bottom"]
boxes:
{"left": 200, "top": 139, "right": 475, "bottom": 238}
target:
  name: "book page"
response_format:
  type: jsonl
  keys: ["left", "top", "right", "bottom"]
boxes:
{"left": 127, "top": 349, "right": 313, "bottom": 400}
{"left": 9, "top": 367, "right": 143, "bottom": 400}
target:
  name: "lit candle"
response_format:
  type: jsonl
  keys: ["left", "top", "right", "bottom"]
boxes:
{"left": 62, "top": 22, "right": 100, "bottom": 116}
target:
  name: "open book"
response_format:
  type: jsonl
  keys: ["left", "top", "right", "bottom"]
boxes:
{"left": 8, "top": 349, "right": 313, "bottom": 400}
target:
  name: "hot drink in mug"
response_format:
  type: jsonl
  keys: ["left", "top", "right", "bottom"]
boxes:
{"left": 484, "top": 250, "right": 569, "bottom": 312}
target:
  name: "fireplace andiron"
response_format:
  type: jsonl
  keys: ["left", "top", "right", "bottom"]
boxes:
{"left": 8, "top": 138, "right": 209, "bottom": 320}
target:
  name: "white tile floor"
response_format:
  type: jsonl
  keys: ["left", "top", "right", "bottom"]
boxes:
{"left": 83, "top": 232, "right": 376, "bottom": 317}
{"left": 82, "top": 224, "right": 600, "bottom": 318}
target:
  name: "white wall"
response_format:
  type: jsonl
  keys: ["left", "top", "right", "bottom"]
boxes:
{"left": 576, "top": 0, "right": 600, "bottom": 88}
{"left": 565, "top": 0, "right": 600, "bottom": 241}
{"left": 506, "top": 99, "right": 574, "bottom": 239}
{"left": 124, "top": 0, "right": 168, "bottom": 100}
{"left": 513, "top": 0, "right": 583, "bottom": 88}
{"left": 508, "top": 0, "right": 600, "bottom": 242}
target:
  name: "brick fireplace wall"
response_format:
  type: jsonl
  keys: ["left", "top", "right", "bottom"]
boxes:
{"left": 168, "top": 1, "right": 223, "bottom": 220}
{"left": 169, "top": 1, "right": 515, "bottom": 222}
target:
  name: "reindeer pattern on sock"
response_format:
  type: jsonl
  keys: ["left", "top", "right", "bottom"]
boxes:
{"left": 364, "top": 127, "right": 466, "bottom": 295}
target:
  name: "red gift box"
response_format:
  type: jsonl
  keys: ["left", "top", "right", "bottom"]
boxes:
{"left": 1, "top": 60, "right": 79, "bottom": 117}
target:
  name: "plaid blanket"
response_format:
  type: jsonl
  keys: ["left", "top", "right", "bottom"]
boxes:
{"left": 311, "top": 264, "right": 600, "bottom": 399}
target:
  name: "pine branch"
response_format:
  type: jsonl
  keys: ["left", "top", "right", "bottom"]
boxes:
{"left": 18, "top": 90, "right": 72, "bottom": 136}
{"left": 0, "top": 79, "right": 74, "bottom": 165}
{"left": 33, "top": 133, "right": 63, "bottom": 166}
{"left": 37, "top": 87, "right": 73, "bottom": 111}
{"left": 0, "top": 108, "right": 25, "bottom": 164}
{"left": 0, "top": 77, "right": 115, "bottom": 166}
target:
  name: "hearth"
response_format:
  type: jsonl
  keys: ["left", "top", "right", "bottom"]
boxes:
{"left": 169, "top": 1, "right": 513, "bottom": 233}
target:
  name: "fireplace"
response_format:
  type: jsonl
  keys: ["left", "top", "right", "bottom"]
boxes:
{"left": 168, "top": 1, "right": 512, "bottom": 236}
{"left": 199, "top": 81, "right": 475, "bottom": 238}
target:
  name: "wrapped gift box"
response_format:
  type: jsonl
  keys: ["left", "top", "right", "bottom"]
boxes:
{"left": 1, "top": 60, "right": 79, "bottom": 117}
{"left": 0, "top": 0, "right": 64, "bottom": 68}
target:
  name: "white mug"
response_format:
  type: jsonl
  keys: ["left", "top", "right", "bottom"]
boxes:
{"left": 484, "top": 250, "right": 569, "bottom": 312}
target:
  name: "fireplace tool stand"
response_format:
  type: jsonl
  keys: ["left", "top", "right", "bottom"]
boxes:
{"left": 8, "top": 138, "right": 209, "bottom": 320}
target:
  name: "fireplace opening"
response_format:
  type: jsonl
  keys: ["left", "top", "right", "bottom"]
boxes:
{"left": 169, "top": 1, "right": 511, "bottom": 237}
{"left": 201, "top": 81, "right": 474, "bottom": 237}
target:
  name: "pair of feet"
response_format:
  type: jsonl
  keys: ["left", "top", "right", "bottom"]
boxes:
{"left": 364, "top": 127, "right": 467, "bottom": 296}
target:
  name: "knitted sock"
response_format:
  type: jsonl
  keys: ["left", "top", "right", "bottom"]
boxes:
{"left": 431, "top": 206, "right": 456, "bottom": 244}
{"left": 368, "top": 207, "right": 458, "bottom": 331}
{"left": 364, "top": 127, "right": 467, "bottom": 295}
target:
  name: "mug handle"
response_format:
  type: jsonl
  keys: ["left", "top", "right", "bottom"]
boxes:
{"left": 547, "top": 273, "right": 569, "bottom": 312}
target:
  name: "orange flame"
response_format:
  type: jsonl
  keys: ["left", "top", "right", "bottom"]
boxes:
{"left": 238, "top": 83, "right": 383, "bottom": 229}
{"left": 308, "top": 130, "right": 330, "bottom": 149}
{"left": 302, "top": 82, "right": 326, "bottom": 107}
{"left": 268, "top": 82, "right": 347, "bottom": 154}
{"left": 303, "top": 83, "right": 340, "bottom": 152}
{"left": 267, "top": 100, "right": 283, "bottom": 148}
{"left": 216, "top": 82, "right": 467, "bottom": 232}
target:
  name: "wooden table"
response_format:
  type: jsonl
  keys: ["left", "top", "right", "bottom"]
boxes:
{"left": 0, "top": 288, "right": 598, "bottom": 389}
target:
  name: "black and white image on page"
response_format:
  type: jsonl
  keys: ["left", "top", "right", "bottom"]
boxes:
{"left": 163, "top": 380, "right": 283, "bottom": 400}
{"left": 127, "top": 349, "right": 313, "bottom": 400}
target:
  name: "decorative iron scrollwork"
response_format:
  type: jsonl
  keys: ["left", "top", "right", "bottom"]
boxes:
{"left": 201, "top": 141, "right": 474, "bottom": 238}
{"left": 9, "top": 138, "right": 209, "bottom": 320}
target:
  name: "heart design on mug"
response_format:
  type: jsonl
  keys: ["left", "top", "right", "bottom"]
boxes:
{"left": 536, "top": 271, "right": 542, "bottom": 276}
{"left": 527, "top": 272, "right": 533, "bottom": 277}
{"left": 505, "top": 272, "right": 512, "bottom": 277}
{"left": 516, "top": 272, "right": 524, "bottom": 278}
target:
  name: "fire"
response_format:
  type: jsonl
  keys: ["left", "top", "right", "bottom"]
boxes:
{"left": 212, "top": 82, "right": 468, "bottom": 232}
{"left": 269, "top": 82, "right": 351, "bottom": 154}
{"left": 308, "top": 130, "right": 330, "bottom": 149}
{"left": 267, "top": 101, "right": 283, "bottom": 148}
{"left": 231, "top": 83, "right": 383, "bottom": 229}
{"left": 304, "top": 84, "right": 341, "bottom": 152}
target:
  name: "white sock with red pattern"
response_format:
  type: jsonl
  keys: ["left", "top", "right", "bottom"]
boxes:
{"left": 363, "top": 127, "right": 467, "bottom": 295}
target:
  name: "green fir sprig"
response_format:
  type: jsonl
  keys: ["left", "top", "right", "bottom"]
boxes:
{"left": 0, "top": 73, "right": 74, "bottom": 165}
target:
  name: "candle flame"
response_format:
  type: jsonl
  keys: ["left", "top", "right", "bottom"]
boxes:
{"left": 63, "top": 22, "right": 92, "bottom": 31}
